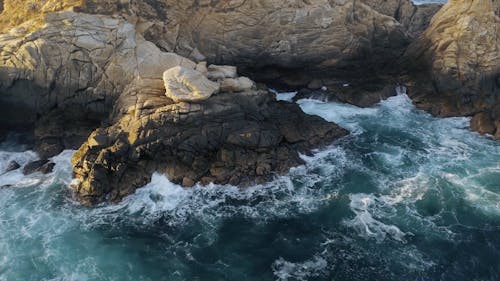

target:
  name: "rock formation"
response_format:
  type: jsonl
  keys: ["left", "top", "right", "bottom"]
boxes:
{"left": 404, "top": 0, "right": 500, "bottom": 138}
{"left": 71, "top": 63, "right": 347, "bottom": 206}
{"left": 150, "top": 0, "right": 411, "bottom": 86}
{"left": 64, "top": 0, "right": 420, "bottom": 86}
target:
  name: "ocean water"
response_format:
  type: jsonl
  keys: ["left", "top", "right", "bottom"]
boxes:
{"left": 1, "top": 93, "right": 499, "bottom": 281}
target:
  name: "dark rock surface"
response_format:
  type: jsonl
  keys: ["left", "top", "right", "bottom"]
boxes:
{"left": 4, "top": 160, "right": 20, "bottom": 173}
{"left": 72, "top": 88, "right": 348, "bottom": 206}
{"left": 22, "top": 160, "right": 54, "bottom": 175}
{"left": 292, "top": 77, "right": 400, "bottom": 107}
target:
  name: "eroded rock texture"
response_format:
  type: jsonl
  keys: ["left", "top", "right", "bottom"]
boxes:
{"left": 404, "top": 0, "right": 500, "bottom": 138}
{"left": 0, "top": 11, "right": 194, "bottom": 157}
{"left": 153, "top": 0, "right": 411, "bottom": 85}
{"left": 71, "top": 0, "right": 423, "bottom": 86}
{"left": 362, "top": 0, "right": 442, "bottom": 38}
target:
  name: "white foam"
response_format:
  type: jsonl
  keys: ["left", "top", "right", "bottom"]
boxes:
{"left": 272, "top": 255, "right": 328, "bottom": 281}
{"left": 0, "top": 150, "right": 41, "bottom": 187}
{"left": 297, "top": 98, "right": 378, "bottom": 134}
{"left": 273, "top": 90, "right": 297, "bottom": 102}
{"left": 344, "top": 193, "right": 408, "bottom": 243}
{"left": 115, "top": 171, "right": 328, "bottom": 226}
{"left": 442, "top": 172, "right": 500, "bottom": 216}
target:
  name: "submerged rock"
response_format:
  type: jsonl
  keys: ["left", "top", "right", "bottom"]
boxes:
{"left": 5, "top": 161, "right": 20, "bottom": 173}
{"left": 22, "top": 159, "right": 54, "bottom": 175}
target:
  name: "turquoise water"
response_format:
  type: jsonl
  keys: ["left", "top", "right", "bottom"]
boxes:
{"left": 1, "top": 93, "right": 499, "bottom": 281}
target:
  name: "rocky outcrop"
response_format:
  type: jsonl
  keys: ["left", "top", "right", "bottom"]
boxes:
{"left": 404, "top": 0, "right": 500, "bottom": 138}
{"left": 22, "top": 159, "right": 54, "bottom": 175}
{"left": 0, "top": 11, "right": 194, "bottom": 157}
{"left": 72, "top": 67, "right": 348, "bottom": 206}
{"left": 2, "top": 0, "right": 496, "bottom": 207}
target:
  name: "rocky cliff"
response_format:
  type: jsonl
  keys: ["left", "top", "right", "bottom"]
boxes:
{"left": 404, "top": 0, "right": 500, "bottom": 139}
{"left": 74, "top": 0, "right": 439, "bottom": 86}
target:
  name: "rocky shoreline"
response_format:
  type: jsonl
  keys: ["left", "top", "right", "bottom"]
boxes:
{"left": 0, "top": 0, "right": 498, "bottom": 205}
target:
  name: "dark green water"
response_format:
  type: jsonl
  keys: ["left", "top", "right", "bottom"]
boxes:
{"left": 1, "top": 94, "right": 499, "bottom": 281}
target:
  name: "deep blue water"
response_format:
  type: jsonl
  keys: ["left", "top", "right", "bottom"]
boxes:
{"left": 0, "top": 93, "right": 499, "bottom": 281}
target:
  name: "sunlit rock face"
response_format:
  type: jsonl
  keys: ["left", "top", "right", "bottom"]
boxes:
{"left": 0, "top": 0, "right": 84, "bottom": 33}
{"left": 404, "top": 0, "right": 500, "bottom": 138}
{"left": 0, "top": 11, "right": 194, "bottom": 157}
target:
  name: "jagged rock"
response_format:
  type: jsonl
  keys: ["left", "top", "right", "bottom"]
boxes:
{"left": 5, "top": 161, "right": 20, "bottom": 173}
{"left": 207, "top": 65, "right": 238, "bottom": 81}
{"left": 23, "top": 160, "right": 48, "bottom": 175}
{"left": 22, "top": 159, "right": 54, "bottom": 175}
{"left": 72, "top": 88, "right": 348, "bottom": 206}
{"left": 163, "top": 66, "right": 220, "bottom": 102}
{"left": 404, "top": 0, "right": 500, "bottom": 138}
{"left": 220, "top": 77, "right": 255, "bottom": 93}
